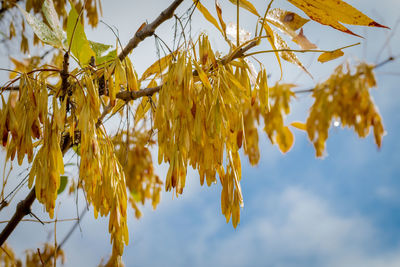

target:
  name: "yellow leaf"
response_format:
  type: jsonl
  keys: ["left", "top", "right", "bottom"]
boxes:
{"left": 193, "top": 61, "right": 212, "bottom": 90}
{"left": 287, "top": 0, "right": 388, "bottom": 36}
{"left": 193, "top": 0, "right": 223, "bottom": 34}
{"left": 290, "top": 121, "right": 307, "bottom": 131}
{"left": 276, "top": 126, "right": 294, "bottom": 153}
{"left": 215, "top": 0, "right": 226, "bottom": 36}
{"left": 228, "top": 0, "right": 260, "bottom": 17}
{"left": 318, "top": 49, "right": 344, "bottom": 63}
{"left": 262, "top": 22, "right": 283, "bottom": 79}
{"left": 140, "top": 53, "right": 173, "bottom": 82}
{"left": 273, "top": 31, "right": 312, "bottom": 78}
{"left": 135, "top": 97, "right": 151, "bottom": 124}
{"left": 292, "top": 28, "right": 317, "bottom": 50}
{"left": 267, "top": 8, "right": 309, "bottom": 32}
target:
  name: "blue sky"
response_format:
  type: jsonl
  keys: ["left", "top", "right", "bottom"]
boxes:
{"left": 1, "top": 0, "right": 400, "bottom": 266}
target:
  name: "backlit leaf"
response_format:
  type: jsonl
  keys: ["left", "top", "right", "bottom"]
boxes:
{"left": 42, "top": 0, "right": 65, "bottom": 45}
{"left": 67, "top": 2, "right": 95, "bottom": 66}
{"left": 286, "top": 0, "right": 388, "bottom": 36}
{"left": 18, "top": 5, "right": 62, "bottom": 48}
{"left": 273, "top": 30, "right": 311, "bottom": 77}
{"left": 89, "top": 40, "right": 112, "bottom": 58}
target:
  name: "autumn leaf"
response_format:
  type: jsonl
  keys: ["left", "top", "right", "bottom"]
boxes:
{"left": 227, "top": 0, "right": 260, "bottom": 17}
{"left": 287, "top": 0, "right": 389, "bottom": 36}
{"left": 292, "top": 28, "right": 317, "bottom": 50}
{"left": 18, "top": 5, "right": 63, "bottom": 48}
{"left": 291, "top": 121, "right": 307, "bottom": 131}
{"left": 318, "top": 49, "right": 344, "bottom": 63}
{"left": 67, "top": 2, "right": 95, "bottom": 65}
{"left": 193, "top": 0, "right": 223, "bottom": 35}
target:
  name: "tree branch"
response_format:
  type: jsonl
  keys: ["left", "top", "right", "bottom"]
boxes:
{"left": 0, "top": 131, "right": 79, "bottom": 246}
{"left": 118, "top": 0, "right": 185, "bottom": 61}
{"left": 293, "top": 55, "right": 398, "bottom": 94}
{"left": 0, "top": 188, "right": 35, "bottom": 246}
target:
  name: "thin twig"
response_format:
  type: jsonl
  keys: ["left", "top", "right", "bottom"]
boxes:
{"left": 0, "top": 132, "right": 77, "bottom": 246}
{"left": 118, "top": 0, "right": 184, "bottom": 61}
{"left": 293, "top": 55, "right": 398, "bottom": 94}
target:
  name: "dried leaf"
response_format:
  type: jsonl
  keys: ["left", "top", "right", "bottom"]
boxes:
{"left": 273, "top": 31, "right": 312, "bottom": 77}
{"left": 292, "top": 28, "right": 317, "bottom": 50}
{"left": 215, "top": 0, "right": 226, "bottom": 35}
{"left": 267, "top": 8, "right": 309, "bottom": 36}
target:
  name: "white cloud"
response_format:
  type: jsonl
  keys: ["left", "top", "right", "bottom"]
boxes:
{"left": 123, "top": 186, "right": 400, "bottom": 267}
{"left": 200, "top": 187, "right": 400, "bottom": 267}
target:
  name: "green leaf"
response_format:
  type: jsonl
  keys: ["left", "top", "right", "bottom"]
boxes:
{"left": 72, "top": 144, "right": 81, "bottom": 156}
{"left": 57, "top": 175, "right": 68, "bottom": 195}
{"left": 18, "top": 5, "right": 63, "bottom": 48}
{"left": 130, "top": 190, "right": 141, "bottom": 202}
{"left": 42, "top": 0, "right": 65, "bottom": 46}
{"left": 89, "top": 40, "right": 113, "bottom": 57}
{"left": 67, "top": 2, "right": 95, "bottom": 66}
{"left": 96, "top": 49, "right": 117, "bottom": 65}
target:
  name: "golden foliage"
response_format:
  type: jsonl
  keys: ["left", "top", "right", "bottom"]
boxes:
{"left": 155, "top": 35, "right": 251, "bottom": 226}
{"left": 113, "top": 130, "right": 162, "bottom": 219}
{"left": 29, "top": 97, "right": 65, "bottom": 218}
{"left": 263, "top": 83, "right": 296, "bottom": 153}
{"left": 25, "top": 243, "right": 65, "bottom": 267}
{"left": 0, "top": 0, "right": 390, "bottom": 265}
{"left": 0, "top": 243, "right": 22, "bottom": 267}
{"left": 75, "top": 72, "right": 129, "bottom": 260}
{"left": 2, "top": 75, "right": 48, "bottom": 165}
{"left": 0, "top": 242, "right": 64, "bottom": 267}
{"left": 306, "top": 62, "right": 384, "bottom": 157}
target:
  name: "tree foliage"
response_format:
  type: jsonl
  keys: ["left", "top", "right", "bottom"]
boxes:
{"left": 0, "top": 0, "right": 391, "bottom": 265}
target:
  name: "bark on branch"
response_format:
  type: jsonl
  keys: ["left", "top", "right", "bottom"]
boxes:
{"left": 0, "top": 131, "right": 79, "bottom": 246}
{"left": 118, "top": 0, "right": 185, "bottom": 61}
{"left": 0, "top": 188, "right": 35, "bottom": 246}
